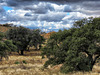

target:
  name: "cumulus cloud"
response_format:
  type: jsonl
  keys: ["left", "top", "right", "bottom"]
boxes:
{"left": 24, "top": 2, "right": 54, "bottom": 14}
{"left": 0, "top": 0, "right": 100, "bottom": 32}
{"left": 37, "top": 12, "right": 66, "bottom": 22}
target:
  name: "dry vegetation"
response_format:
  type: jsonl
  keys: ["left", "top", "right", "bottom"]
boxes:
{"left": 0, "top": 50, "right": 100, "bottom": 75}
{"left": 41, "top": 31, "right": 56, "bottom": 39}
{"left": 0, "top": 50, "right": 61, "bottom": 75}
{"left": 1, "top": 26, "right": 100, "bottom": 75}
{"left": 0, "top": 26, "right": 12, "bottom": 32}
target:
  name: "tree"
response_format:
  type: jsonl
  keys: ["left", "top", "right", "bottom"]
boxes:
{"left": 29, "top": 29, "right": 45, "bottom": 50}
{"left": 6, "top": 26, "right": 45, "bottom": 55}
{"left": 0, "top": 32, "right": 17, "bottom": 61}
{"left": 0, "top": 32, "right": 4, "bottom": 40}
{"left": 6, "top": 26, "right": 31, "bottom": 55}
{"left": 73, "top": 17, "right": 93, "bottom": 28}
{"left": 42, "top": 17, "right": 100, "bottom": 73}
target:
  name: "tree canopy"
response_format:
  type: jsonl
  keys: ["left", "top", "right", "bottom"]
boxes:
{"left": 42, "top": 17, "right": 100, "bottom": 73}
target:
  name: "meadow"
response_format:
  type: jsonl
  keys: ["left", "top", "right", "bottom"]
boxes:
{"left": 0, "top": 50, "right": 100, "bottom": 75}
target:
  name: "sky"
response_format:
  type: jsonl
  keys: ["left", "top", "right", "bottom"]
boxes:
{"left": 0, "top": 0, "right": 100, "bottom": 32}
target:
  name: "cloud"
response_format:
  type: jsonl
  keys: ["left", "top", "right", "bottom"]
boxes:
{"left": 24, "top": 2, "right": 54, "bottom": 14}
{"left": 63, "top": 5, "right": 72, "bottom": 12}
{"left": 0, "top": 0, "right": 100, "bottom": 32}
{"left": 0, "top": 6, "right": 5, "bottom": 13}
{"left": 24, "top": 13, "right": 32, "bottom": 16}
{"left": 71, "top": 1, "right": 100, "bottom": 15}
{"left": 37, "top": 12, "right": 66, "bottom": 22}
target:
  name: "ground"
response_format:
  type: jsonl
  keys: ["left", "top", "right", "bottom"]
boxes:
{"left": 0, "top": 50, "right": 100, "bottom": 75}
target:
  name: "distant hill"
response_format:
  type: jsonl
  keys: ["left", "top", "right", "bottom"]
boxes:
{"left": 41, "top": 31, "right": 56, "bottom": 39}
{"left": 0, "top": 23, "right": 16, "bottom": 33}
{"left": 0, "top": 26, "right": 12, "bottom": 32}
{"left": 0, "top": 24, "right": 56, "bottom": 39}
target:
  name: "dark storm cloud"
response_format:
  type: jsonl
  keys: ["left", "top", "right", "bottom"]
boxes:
{"left": 5, "top": 0, "right": 100, "bottom": 7}
{"left": 24, "top": 2, "right": 54, "bottom": 14}
{"left": 81, "top": 1, "right": 100, "bottom": 10}
{"left": 0, "top": 7, "right": 5, "bottom": 13}
{"left": 6, "top": 0, "right": 99, "bottom": 3}
{"left": 70, "top": 1, "right": 100, "bottom": 15}
{"left": 24, "top": 13, "right": 32, "bottom": 16}
{"left": 64, "top": 5, "right": 72, "bottom": 12}
{"left": 4, "top": 0, "right": 100, "bottom": 15}
{"left": 0, "top": 0, "right": 4, "bottom": 3}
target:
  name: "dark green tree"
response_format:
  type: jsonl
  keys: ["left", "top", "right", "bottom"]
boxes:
{"left": 42, "top": 17, "right": 100, "bottom": 73}
{"left": 0, "top": 32, "right": 17, "bottom": 61}
{"left": 6, "top": 26, "right": 45, "bottom": 55}
{"left": 29, "top": 29, "right": 45, "bottom": 50}
{"left": 6, "top": 26, "right": 31, "bottom": 55}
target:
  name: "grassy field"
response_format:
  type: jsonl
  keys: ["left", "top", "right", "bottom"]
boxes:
{"left": 0, "top": 50, "right": 100, "bottom": 75}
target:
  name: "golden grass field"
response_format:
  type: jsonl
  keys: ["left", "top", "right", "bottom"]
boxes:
{"left": 0, "top": 50, "right": 100, "bottom": 75}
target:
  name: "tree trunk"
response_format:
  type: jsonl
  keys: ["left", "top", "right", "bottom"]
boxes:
{"left": 36, "top": 46, "right": 38, "bottom": 50}
{"left": 39, "top": 44, "right": 41, "bottom": 50}
{"left": 90, "top": 55, "right": 100, "bottom": 70}
{"left": 35, "top": 45, "right": 38, "bottom": 50}
{"left": 27, "top": 46, "right": 30, "bottom": 51}
{"left": 17, "top": 50, "right": 20, "bottom": 54}
{"left": 21, "top": 50, "right": 24, "bottom": 55}
{"left": 0, "top": 56, "right": 2, "bottom": 61}
{"left": 88, "top": 55, "right": 93, "bottom": 71}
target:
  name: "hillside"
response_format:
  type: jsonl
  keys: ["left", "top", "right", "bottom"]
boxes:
{"left": 0, "top": 26, "right": 12, "bottom": 33}
{"left": 41, "top": 31, "right": 56, "bottom": 39}
{"left": 0, "top": 25, "right": 55, "bottom": 39}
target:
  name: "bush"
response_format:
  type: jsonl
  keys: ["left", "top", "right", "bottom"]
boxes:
{"left": 15, "top": 61, "right": 20, "bottom": 64}
{"left": 22, "top": 60, "right": 27, "bottom": 64}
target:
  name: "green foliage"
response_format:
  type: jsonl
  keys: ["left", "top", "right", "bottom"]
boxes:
{"left": 6, "top": 26, "right": 31, "bottom": 55}
{"left": 4, "top": 40, "right": 17, "bottom": 52}
{"left": 42, "top": 17, "right": 100, "bottom": 73}
{"left": 15, "top": 61, "right": 20, "bottom": 64}
{"left": 29, "top": 29, "right": 45, "bottom": 50}
{"left": 6, "top": 26, "right": 45, "bottom": 55}
{"left": 22, "top": 60, "right": 27, "bottom": 64}
{"left": 0, "top": 32, "right": 4, "bottom": 40}
{"left": 0, "top": 32, "right": 17, "bottom": 61}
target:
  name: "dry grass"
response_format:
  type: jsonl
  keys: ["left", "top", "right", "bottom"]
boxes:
{"left": 0, "top": 51, "right": 100, "bottom": 75}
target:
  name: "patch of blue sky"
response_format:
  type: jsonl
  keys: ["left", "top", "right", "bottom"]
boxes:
{"left": 67, "top": 12, "right": 70, "bottom": 15}
{"left": 3, "top": 6, "right": 13, "bottom": 11}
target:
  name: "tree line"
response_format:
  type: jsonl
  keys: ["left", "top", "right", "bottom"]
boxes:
{"left": 0, "top": 26, "right": 45, "bottom": 60}
{"left": 42, "top": 17, "right": 100, "bottom": 73}
{"left": 0, "top": 23, "right": 16, "bottom": 27}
